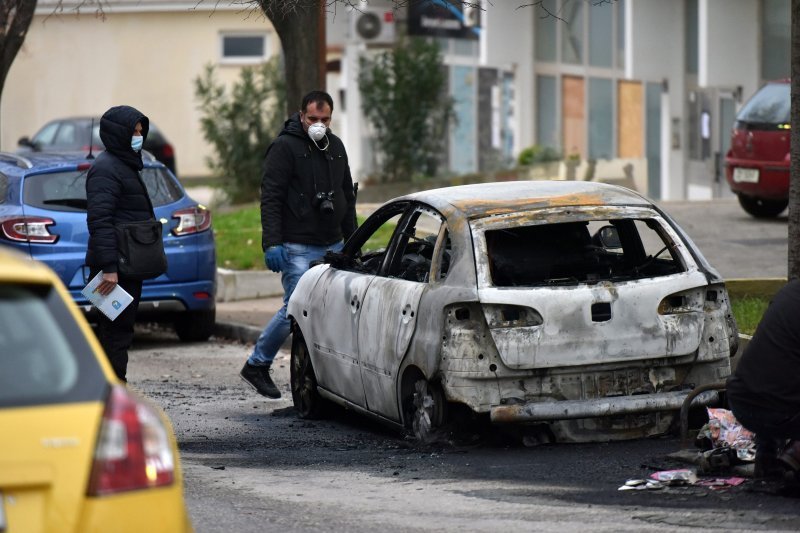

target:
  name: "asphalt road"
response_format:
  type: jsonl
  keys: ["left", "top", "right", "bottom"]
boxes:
{"left": 129, "top": 327, "right": 800, "bottom": 533}
{"left": 652, "top": 198, "right": 786, "bottom": 279}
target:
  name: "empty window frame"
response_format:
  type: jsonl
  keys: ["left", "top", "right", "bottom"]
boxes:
{"left": 220, "top": 33, "right": 269, "bottom": 64}
{"left": 485, "top": 218, "right": 685, "bottom": 287}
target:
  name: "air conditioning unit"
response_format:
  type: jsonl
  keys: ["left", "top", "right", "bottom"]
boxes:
{"left": 352, "top": 8, "right": 396, "bottom": 44}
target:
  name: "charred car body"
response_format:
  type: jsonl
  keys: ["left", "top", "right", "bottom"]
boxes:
{"left": 287, "top": 181, "right": 737, "bottom": 442}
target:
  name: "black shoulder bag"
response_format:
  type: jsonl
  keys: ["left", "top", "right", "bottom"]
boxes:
{"left": 115, "top": 173, "right": 167, "bottom": 280}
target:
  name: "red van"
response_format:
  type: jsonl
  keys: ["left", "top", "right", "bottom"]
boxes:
{"left": 725, "top": 80, "right": 790, "bottom": 218}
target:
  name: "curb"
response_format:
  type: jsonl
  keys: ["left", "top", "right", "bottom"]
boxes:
{"left": 216, "top": 268, "right": 283, "bottom": 302}
{"left": 213, "top": 320, "right": 262, "bottom": 344}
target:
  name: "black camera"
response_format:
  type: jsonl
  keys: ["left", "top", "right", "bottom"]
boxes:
{"left": 313, "top": 191, "right": 335, "bottom": 214}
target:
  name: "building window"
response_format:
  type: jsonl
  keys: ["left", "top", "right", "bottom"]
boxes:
{"left": 588, "top": 78, "right": 613, "bottom": 160}
{"left": 685, "top": 0, "right": 698, "bottom": 74}
{"left": 561, "top": 0, "right": 584, "bottom": 65}
{"left": 536, "top": 75, "right": 559, "bottom": 149}
{"left": 589, "top": 1, "right": 613, "bottom": 67}
{"left": 535, "top": 0, "right": 558, "bottom": 61}
{"left": 220, "top": 33, "right": 268, "bottom": 64}
{"left": 616, "top": 0, "right": 626, "bottom": 69}
{"left": 761, "top": 0, "right": 790, "bottom": 80}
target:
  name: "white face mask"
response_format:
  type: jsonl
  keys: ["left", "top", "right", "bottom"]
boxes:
{"left": 307, "top": 122, "right": 327, "bottom": 142}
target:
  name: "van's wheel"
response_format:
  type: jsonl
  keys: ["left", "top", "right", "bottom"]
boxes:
{"left": 737, "top": 194, "right": 788, "bottom": 218}
{"left": 174, "top": 308, "right": 215, "bottom": 342}
{"left": 290, "top": 330, "right": 324, "bottom": 419}
{"left": 411, "top": 379, "right": 447, "bottom": 443}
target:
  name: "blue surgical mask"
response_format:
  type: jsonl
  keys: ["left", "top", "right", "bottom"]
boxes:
{"left": 131, "top": 135, "right": 144, "bottom": 152}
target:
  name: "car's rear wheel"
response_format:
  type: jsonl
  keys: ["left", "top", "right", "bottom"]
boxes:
{"left": 290, "top": 329, "right": 325, "bottom": 419}
{"left": 737, "top": 194, "right": 788, "bottom": 218}
{"left": 174, "top": 308, "right": 215, "bottom": 342}
{"left": 411, "top": 378, "right": 447, "bottom": 443}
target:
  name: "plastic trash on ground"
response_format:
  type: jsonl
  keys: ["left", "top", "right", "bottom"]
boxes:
{"left": 696, "top": 408, "right": 756, "bottom": 462}
{"left": 649, "top": 469, "right": 698, "bottom": 485}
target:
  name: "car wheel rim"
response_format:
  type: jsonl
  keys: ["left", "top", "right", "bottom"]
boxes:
{"left": 412, "top": 379, "right": 443, "bottom": 443}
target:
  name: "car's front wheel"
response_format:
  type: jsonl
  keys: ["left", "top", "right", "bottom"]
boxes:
{"left": 174, "top": 308, "right": 216, "bottom": 342}
{"left": 290, "top": 328, "right": 325, "bottom": 419}
{"left": 737, "top": 194, "right": 788, "bottom": 218}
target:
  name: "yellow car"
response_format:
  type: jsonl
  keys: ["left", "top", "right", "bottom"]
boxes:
{"left": 0, "top": 248, "right": 192, "bottom": 532}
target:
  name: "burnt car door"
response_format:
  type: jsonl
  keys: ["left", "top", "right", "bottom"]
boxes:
{"left": 357, "top": 205, "right": 446, "bottom": 420}
{"left": 309, "top": 202, "right": 409, "bottom": 407}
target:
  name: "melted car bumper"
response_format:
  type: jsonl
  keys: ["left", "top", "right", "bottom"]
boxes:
{"left": 490, "top": 389, "right": 719, "bottom": 423}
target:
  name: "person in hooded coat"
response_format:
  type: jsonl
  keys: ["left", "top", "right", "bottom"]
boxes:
{"left": 240, "top": 90, "right": 357, "bottom": 399}
{"left": 86, "top": 105, "right": 154, "bottom": 382}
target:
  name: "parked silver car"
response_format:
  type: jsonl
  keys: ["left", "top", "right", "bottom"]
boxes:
{"left": 287, "top": 181, "right": 737, "bottom": 443}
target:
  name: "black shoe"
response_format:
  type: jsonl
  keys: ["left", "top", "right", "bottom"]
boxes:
{"left": 240, "top": 362, "right": 281, "bottom": 399}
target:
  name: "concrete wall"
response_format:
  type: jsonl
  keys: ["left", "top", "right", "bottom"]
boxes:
{"left": 480, "top": 1, "right": 534, "bottom": 153}
{"left": 699, "top": 0, "right": 759, "bottom": 97}
{"left": 626, "top": 0, "right": 687, "bottom": 201}
{"left": 2, "top": 6, "right": 279, "bottom": 179}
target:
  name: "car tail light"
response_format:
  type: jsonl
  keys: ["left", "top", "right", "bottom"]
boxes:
{"left": 161, "top": 143, "right": 175, "bottom": 158}
{"left": 0, "top": 217, "right": 58, "bottom": 243}
{"left": 172, "top": 205, "right": 211, "bottom": 236}
{"left": 87, "top": 385, "right": 175, "bottom": 496}
{"left": 481, "top": 304, "right": 543, "bottom": 328}
{"left": 657, "top": 289, "right": 703, "bottom": 315}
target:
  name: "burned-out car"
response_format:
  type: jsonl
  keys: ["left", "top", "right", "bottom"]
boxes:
{"left": 287, "top": 181, "right": 737, "bottom": 442}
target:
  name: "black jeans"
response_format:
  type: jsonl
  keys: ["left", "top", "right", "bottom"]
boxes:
{"left": 90, "top": 269, "right": 142, "bottom": 381}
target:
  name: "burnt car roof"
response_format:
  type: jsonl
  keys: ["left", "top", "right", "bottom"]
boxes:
{"left": 397, "top": 181, "right": 652, "bottom": 220}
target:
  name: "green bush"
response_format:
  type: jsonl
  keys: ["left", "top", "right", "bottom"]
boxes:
{"left": 194, "top": 59, "right": 286, "bottom": 204}
{"left": 517, "top": 145, "right": 562, "bottom": 166}
{"left": 359, "top": 38, "right": 453, "bottom": 183}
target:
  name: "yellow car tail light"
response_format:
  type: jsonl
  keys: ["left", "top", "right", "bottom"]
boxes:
{"left": 87, "top": 385, "right": 175, "bottom": 495}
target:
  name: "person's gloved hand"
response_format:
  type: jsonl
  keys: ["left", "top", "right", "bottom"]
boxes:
{"left": 265, "top": 245, "right": 287, "bottom": 273}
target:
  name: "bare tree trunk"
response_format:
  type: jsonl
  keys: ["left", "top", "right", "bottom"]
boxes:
{"left": 260, "top": 0, "right": 325, "bottom": 118}
{"left": 791, "top": 0, "right": 800, "bottom": 280}
{"left": 0, "top": 0, "right": 37, "bottom": 145}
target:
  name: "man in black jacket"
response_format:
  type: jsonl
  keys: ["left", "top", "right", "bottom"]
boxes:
{"left": 727, "top": 280, "right": 800, "bottom": 478}
{"left": 240, "top": 90, "right": 357, "bottom": 398}
{"left": 86, "top": 105, "right": 154, "bottom": 381}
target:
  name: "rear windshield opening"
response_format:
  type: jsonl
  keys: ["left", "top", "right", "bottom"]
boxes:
{"left": 485, "top": 219, "right": 686, "bottom": 287}
{"left": 24, "top": 167, "right": 183, "bottom": 212}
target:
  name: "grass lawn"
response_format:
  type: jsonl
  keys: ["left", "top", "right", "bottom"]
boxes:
{"left": 213, "top": 202, "right": 263, "bottom": 270}
{"left": 730, "top": 296, "right": 769, "bottom": 336}
{"left": 214, "top": 203, "right": 769, "bottom": 333}
{"left": 213, "top": 203, "right": 391, "bottom": 270}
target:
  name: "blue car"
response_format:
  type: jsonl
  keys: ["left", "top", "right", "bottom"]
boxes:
{"left": 0, "top": 151, "right": 216, "bottom": 341}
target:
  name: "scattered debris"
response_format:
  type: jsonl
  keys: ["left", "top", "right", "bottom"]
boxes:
{"left": 695, "top": 477, "right": 746, "bottom": 490}
{"left": 696, "top": 408, "right": 755, "bottom": 462}
{"left": 618, "top": 479, "right": 664, "bottom": 491}
{"left": 649, "top": 469, "right": 698, "bottom": 485}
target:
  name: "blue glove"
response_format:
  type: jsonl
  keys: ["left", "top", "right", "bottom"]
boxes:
{"left": 265, "top": 245, "right": 287, "bottom": 273}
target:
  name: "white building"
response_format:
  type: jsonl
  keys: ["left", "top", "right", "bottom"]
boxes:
{"left": 333, "top": 0, "right": 789, "bottom": 200}
{"left": 3, "top": 0, "right": 788, "bottom": 201}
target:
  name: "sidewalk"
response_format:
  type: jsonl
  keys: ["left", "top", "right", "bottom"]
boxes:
{"left": 214, "top": 295, "right": 283, "bottom": 344}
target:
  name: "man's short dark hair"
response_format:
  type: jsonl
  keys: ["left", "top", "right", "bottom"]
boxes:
{"left": 301, "top": 90, "right": 334, "bottom": 113}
